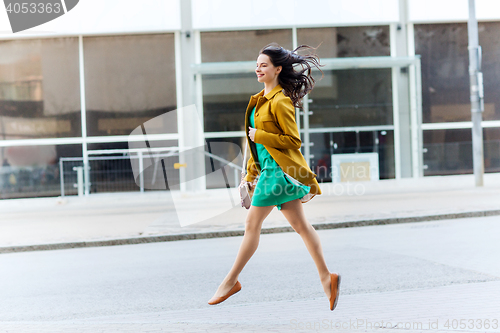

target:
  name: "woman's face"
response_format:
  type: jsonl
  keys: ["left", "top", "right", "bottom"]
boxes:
{"left": 255, "top": 54, "right": 281, "bottom": 84}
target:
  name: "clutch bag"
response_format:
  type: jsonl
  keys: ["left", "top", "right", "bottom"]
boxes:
{"left": 239, "top": 139, "right": 258, "bottom": 209}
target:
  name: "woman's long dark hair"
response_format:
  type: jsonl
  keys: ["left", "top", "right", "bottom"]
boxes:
{"left": 260, "top": 42, "right": 323, "bottom": 108}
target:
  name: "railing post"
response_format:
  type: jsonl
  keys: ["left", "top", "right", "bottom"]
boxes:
{"left": 138, "top": 151, "right": 144, "bottom": 193}
{"left": 73, "top": 166, "right": 84, "bottom": 197}
{"left": 59, "top": 158, "right": 65, "bottom": 197}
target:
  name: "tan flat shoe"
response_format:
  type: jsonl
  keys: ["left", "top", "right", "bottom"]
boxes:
{"left": 208, "top": 281, "right": 242, "bottom": 305}
{"left": 329, "top": 273, "right": 341, "bottom": 311}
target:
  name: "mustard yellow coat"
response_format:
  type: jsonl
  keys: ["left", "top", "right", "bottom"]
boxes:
{"left": 244, "top": 84, "right": 322, "bottom": 203}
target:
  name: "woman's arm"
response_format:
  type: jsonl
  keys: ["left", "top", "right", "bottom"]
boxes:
{"left": 244, "top": 154, "right": 259, "bottom": 183}
{"left": 253, "top": 96, "right": 302, "bottom": 149}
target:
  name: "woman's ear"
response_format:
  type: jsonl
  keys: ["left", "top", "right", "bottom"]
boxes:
{"left": 276, "top": 66, "right": 282, "bottom": 74}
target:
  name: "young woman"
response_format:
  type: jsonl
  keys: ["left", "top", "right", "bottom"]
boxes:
{"left": 207, "top": 43, "right": 340, "bottom": 311}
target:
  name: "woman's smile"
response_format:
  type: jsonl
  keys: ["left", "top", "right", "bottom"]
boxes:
{"left": 255, "top": 54, "right": 280, "bottom": 85}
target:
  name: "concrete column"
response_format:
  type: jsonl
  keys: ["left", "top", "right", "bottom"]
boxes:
{"left": 177, "top": 0, "right": 206, "bottom": 192}
{"left": 391, "top": 0, "right": 413, "bottom": 178}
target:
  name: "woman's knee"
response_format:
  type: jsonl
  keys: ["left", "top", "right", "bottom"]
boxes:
{"left": 245, "top": 206, "right": 272, "bottom": 232}
{"left": 245, "top": 216, "right": 263, "bottom": 233}
{"left": 290, "top": 220, "right": 310, "bottom": 235}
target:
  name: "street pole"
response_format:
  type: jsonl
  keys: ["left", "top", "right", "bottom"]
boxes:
{"left": 467, "top": 0, "right": 484, "bottom": 187}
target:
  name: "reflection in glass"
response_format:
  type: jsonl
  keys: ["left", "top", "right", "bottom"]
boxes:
{"left": 308, "top": 69, "right": 393, "bottom": 128}
{"left": 0, "top": 38, "right": 81, "bottom": 140}
{"left": 205, "top": 137, "right": 244, "bottom": 189}
{"left": 0, "top": 144, "right": 82, "bottom": 199}
{"left": 88, "top": 141, "right": 179, "bottom": 194}
{"left": 201, "top": 29, "right": 293, "bottom": 63}
{"left": 203, "top": 73, "right": 262, "bottom": 133}
{"left": 310, "top": 130, "right": 395, "bottom": 181}
{"left": 205, "top": 69, "right": 392, "bottom": 132}
{"left": 84, "top": 34, "right": 177, "bottom": 137}
{"left": 415, "top": 23, "right": 500, "bottom": 122}
{"left": 424, "top": 128, "right": 500, "bottom": 176}
{"left": 297, "top": 26, "right": 390, "bottom": 58}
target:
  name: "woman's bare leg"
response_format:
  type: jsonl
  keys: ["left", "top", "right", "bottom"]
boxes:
{"left": 209, "top": 204, "right": 274, "bottom": 299}
{"left": 280, "top": 198, "right": 332, "bottom": 299}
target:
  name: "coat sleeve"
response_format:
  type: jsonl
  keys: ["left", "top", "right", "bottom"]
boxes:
{"left": 253, "top": 96, "right": 302, "bottom": 149}
{"left": 244, "top": 154, "right": 259, "bottom": 183}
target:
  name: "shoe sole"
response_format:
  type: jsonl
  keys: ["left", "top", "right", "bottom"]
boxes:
{"left": 208, "top": 281, "right": 241, "bottom": 305}
{"left": 332, "top": 274, "right": 341, "bottom": 310}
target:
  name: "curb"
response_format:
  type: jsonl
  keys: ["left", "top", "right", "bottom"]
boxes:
{"left": 2, "top": 209, "right": 500, "bottom": 254}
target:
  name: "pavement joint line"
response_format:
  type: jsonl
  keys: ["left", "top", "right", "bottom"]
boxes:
{"left": 1, "top": 208, "right": 500, "bottom": 254}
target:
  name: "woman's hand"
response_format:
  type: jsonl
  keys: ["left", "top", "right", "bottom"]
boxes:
{"left": 248, "top": 126, "right": 257, "bottom": 142}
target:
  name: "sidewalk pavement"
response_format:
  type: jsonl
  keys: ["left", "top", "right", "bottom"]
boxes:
{"left": 1, "top": 173, "right": 499, "bottom": 253}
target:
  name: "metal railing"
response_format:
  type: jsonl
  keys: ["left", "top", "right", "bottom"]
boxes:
{"left": 60, "top": 148, "right": 243, "bottom": 197}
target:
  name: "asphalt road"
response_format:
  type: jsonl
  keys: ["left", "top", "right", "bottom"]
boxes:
{"left": 0, "top": 216, "right": 499, "bottom": 328}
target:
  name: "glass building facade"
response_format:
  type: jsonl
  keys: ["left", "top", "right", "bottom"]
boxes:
{"left": 0, "top": 34, "right": 178, "bottom": 198}
{"left": 415, "top": 22, "right": 500, "bottom": 175}
{"left": 1, "top": 15, "right": 499, "bottom": 198}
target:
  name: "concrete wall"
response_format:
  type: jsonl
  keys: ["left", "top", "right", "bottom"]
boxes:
{"left": 3, "top": 0, "right": 500, "bottom": 38}
{"left": 0, "top": 0, "right": 180, "bottom": 37}
{"left": 192, "top": 0, "right": 399, "bottom": 30}
{"left": 409, "top": 0, "right": 500, "bottom": 23}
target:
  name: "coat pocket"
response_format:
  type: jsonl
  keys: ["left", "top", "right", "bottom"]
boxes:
{"left": 260, "top": 114, "right": 280, "bottom": 133}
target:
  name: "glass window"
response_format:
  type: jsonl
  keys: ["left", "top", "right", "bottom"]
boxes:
{"left": 87, "top": 140, "right": 179, "bottom": 193}
{"left": 0, "top": 38, "right": 81, "bottom": 140}
{"left": 310, "top": 130, "right": 395, "bottom": 181}
{"left": 205, "top": 137, "right": 244, "bottom": 189}
{"left": 479, "top": 23, "right": 500, "bottom": 122}
{"left": 89, "top": 139, "right": 242, "bottom": 192}
{"left": 415, "top": 22, "right": 500, "bottom": 123}
{"left": 297, "top": 27, "right": 337, "bottom": 58}
{"left": 83, "top": 34, "right": 177, "bottom": 137}
{"left": 202, "top": 72, "right": 262, "bottom": 132}
{"left": 484, "top": 128, "right": 500, "bottom": 173}
{"left": 297, "top": 26, "right": 390, "bottom": 58}
{"left": 308, "top": 68, "right": 393, "bottom": 128}
{"left": 423, "top": 128, "right": 500, "bottom": 175}
{"left": 0, "top": 144, "right": 82, "bottom": 199}
{"left": 201, "top": 29, "right": 293, "bottom": 63}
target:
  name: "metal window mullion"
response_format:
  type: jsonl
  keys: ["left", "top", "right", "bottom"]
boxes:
{"left": 175, "top": 30, "right": 183, "bottom": 109}
{"left": 391, "top": 66, "right": 402, "bottom": 179}
{"left": 292, "top": 26, "right": 297, "bottom": 50}
{"left": 307, "top": 125, "right": 394, "bottom": 134}
{"left": 138, "top": 151, "right": 144, "bottom": 193}
{"left": 302, "top": 94, "right": 311, "bottom": 166}
{"left": 88, "top": 133, "right": 179, "bottom": 143}
{"left": 194, "top": 30, "right": 203, "bottom": 120}
{"left": 194, "top": 29, "right": 206, "bottom": 191}
{"left": 0, "top": 137, "right": 84, "bottom": 147}
{"left": 409, "top": 62, "right": 419, "bottom": 178}
{"left": 59, "top": 158, "right": 65, "bottom": 197}
{"left": 415, "top": 58, "right": 424, "bottom": 177}
{"left": 78, "top": 35, "right": 90, "bottom": 195}
{"left": 407, "top": 23, "right": 416, "bottom": 57}
{"left": 292, "top": 26, "right": 303, "bottom": 148}
{"left": 191, "top": 56, "right": 421, "bottom": 75}
{"left": 174, "top": 30, "right": 185, "bottom": 192}
{"left": 406, "top": 23, "right": 423, "bottom": 177}
{"left": 390, "top": 21, "right": 402, "bottom": 180}
{"left": 406, "top": 22, "right": 421, "bottom": 178}
{"left": 422, "top": 120, "right": 500, "bottom": 130}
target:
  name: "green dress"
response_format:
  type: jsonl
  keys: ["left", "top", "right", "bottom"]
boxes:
{"left": 249, "top": 106, "right": 311, "bottom": 210}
